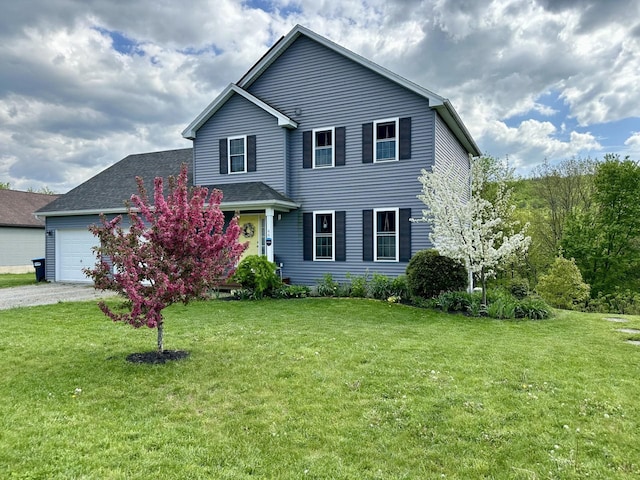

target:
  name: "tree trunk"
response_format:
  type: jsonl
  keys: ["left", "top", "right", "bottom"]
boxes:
{"left": 157, "top": 320, "right": 164, "bottom": 353}
{"left": 481, "top": 267, "right": 487, "bottom": 306}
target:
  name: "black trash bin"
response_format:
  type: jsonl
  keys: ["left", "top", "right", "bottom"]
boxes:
{"left": 32, "top": 258, "right": 46, "bottom": 282}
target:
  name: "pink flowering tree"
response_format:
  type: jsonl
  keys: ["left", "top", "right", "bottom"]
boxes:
{"left": 84, "top": 164, "right": 246, "bottom": 353}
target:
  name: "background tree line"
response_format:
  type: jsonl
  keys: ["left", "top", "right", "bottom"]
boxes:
{"left": 498, "top": 154, "right": 640, "bottom": 302}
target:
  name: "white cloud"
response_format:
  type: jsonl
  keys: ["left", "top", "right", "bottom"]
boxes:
{"left": 625, "top": 132, "right": 640, "bottom": 153}
{"left": 0, "top": 0, "right": 639, "bottom": 191}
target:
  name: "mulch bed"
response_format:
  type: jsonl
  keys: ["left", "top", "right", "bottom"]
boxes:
{"left": 126, "top": 350, "right": 190, "bottom": 364}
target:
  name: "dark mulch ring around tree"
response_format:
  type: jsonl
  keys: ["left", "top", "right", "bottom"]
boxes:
{"left": 126, "top": 350, "right": 190, "bottom": 364}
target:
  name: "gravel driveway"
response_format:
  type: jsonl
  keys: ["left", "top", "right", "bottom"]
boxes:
{"left": 0, "top": 283, "right": 117, "bottom": 310}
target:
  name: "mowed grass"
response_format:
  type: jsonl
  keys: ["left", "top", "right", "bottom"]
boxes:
{"left": 0, "top": 272, "right": 37, "bottom": 288}
{"left": 1, "top": 298, "right": 639, "bottom": 479}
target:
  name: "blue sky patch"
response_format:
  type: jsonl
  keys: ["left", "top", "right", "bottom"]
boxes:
{"left": 93, "top": 27, "right": 141, "bottom": 55}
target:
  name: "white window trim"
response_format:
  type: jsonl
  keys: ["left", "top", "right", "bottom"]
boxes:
{"left": 312, "top": 127, "right": 335, "bottom": 169}
{"left": 228, "top": 135, "right": 247, "bottom": 174}
{"left": 313, "top": 210, "right": 335, "bottom": 261}
{"left": 373, "top": 118, "right": 399, "bottom": 163}
{"left": 374, "top": 207, "right": 399, "bottom": 262}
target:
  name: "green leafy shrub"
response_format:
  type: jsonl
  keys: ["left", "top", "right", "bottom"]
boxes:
{"left": 508, "top": 277, "right": 530, "bottom": 300}
{"left": 345, "top": 272, "right": 369, "bottom": 298}
{"left": 369, "top": 273, "right": 394, "bottom": 300}
{"left": 536, "top": 256, "right": 590, "bottom": 310}
{"left": 391, "top": 275, "right": 410, "bottom": 300}
{"left": 436, "top": 291, "right": 475, "bottom": 313}
{"left": 316, "top": 273, "right": 341, "bottom": 297}
{"left": 587, "top": 289, "right": 640, "bottom": 315}
{"left": 486, "top": 292, "right": 518, "bottom": 319}
{"left": 406, "top": 250, "right": 467, "bottom": 299}
{"left": 232, "top": 255, "right": 281, "bottom": 298}
{"left": 272, "top": 284, "right": 311, "bottom": 299}
{"left": 515, "top": 296, "right": 553, "bottom": 320}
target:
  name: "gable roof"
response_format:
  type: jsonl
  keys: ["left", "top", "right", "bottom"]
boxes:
{"left": 237, "top": 24, "right": 481, "bottom": 156}
{"left": 182, "top": 83, "right": 298, "bottom": 139}
{"left": 36, "top": 148, "right": 298, "bottom": 217}
{"left": 0, "top": 189, "right": 59, "bottom": 228}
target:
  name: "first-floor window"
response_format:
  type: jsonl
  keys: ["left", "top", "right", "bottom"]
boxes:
{"left": 314, "top": 211, "right": 334, "bottom": 260}
{"left": 375, "top": 208, "right": 399, "bottom": 261}
{"left": 228, "top": 136, "right": 246, "bottom": 173}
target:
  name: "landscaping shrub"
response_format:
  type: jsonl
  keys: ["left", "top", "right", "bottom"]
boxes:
{"left": 232, "top": 255, "right": 281, "bottom": 298}
{"left": 486, "top": 292, "right": 518, "bottom": 319}
{"left": 406, "top": 250, "right": 467, "bottom": 299}
{"left": 515, "top": 296, "right": 553, "bottom": 320}
{"left": 587, "top": 289, "right": 640, "bottom": 315}
{"left": 272, "top": 284, "right": 311, "bottom": 299}
{"left": 508, "top": 277, "right": 530, "bottom": 300}
{"left": 436, "top": 291, "right": 476, "bottom": 313}
{"left": 345, "top": 272, "right": 369, "bottom": 298}
{"left": 536, "top": 256, "right": 590, "bottom": 310}
{"left": 369, "top": 273, "right": 394, "bottom": 300}
{"left": 316, "top": 273, "right": 341, "bottom": 297}
{"left": 391, "top": 275, "right": 410, "bottom": 300}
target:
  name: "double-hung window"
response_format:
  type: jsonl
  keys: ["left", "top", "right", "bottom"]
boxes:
{"left": 314, "top": 211, "right": 334, "bottom": 261}
{"left": 374, "top": 118, "right": 399, "bottom": 162}
{"left": 313, "top": 128, "right": 334, "bottom": 168}
{"left": 228, "top": 136, "right": 247, "bottom": 173}
{"left": 374, "top": 208, "right": 399, "bottom": 261}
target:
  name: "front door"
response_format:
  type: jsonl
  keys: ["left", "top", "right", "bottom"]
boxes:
{"left": 238, "top": 214, "right": 263, "bottom": 262}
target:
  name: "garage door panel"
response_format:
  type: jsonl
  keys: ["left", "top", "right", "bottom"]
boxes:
{"left": 56, "top": 229, "right": 98, "bottom": 282}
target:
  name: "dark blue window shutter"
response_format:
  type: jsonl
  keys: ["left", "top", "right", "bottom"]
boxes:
{"left": 399, "top": 117, "right": 411, "bottom": 160}
{"left": 362, "top": 123, "right": 373, "bottom": 163}
{"left": 247, "top": 135, "right": 256, "bottom": 172}
{"left": 363, "top": 209, "right": 373, "bottom": 261}
{"left": 399, "top": 208, "right": 412, "bottom": 261}
{"left": 303, "top": 131, "right": 312, "bottom": 169}
{"left": 219, "top": 138, "right": 228, "bottom": 174}
{"left": 303, "top": 213, "right": 313, "bottom": 261}
{"left": 335, "top": 211, "right": 346, "bottom": 261}
{"left": 335, "top": 127, "right": 346, "bottom": 166}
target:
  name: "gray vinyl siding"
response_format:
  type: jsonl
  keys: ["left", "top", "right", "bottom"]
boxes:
{"left": 434, "top": 112, "right": 471, "bottom": 198}
{"left": 193, "top": 94, "right": 286, "bottom": 192}
{"left": 246, "top": 36, "right": 435, "bottom": 285}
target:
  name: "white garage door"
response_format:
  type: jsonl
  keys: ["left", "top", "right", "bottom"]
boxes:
{"left": 56, "top": 229, "right": 98, "bottom": 282}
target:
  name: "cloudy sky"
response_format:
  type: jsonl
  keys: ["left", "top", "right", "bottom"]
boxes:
{"left": 1, "top": 0, "right": 638, "bottom": 193}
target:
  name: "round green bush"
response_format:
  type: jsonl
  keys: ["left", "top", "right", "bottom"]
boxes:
{"left": 536, "top": 256, "right": 590, "bottom": 310}
{"left": 232, "top": 255, "right": 281, "bottom": 297}
{"left": 406, "top": 249, "right": 467, "bottom": 299}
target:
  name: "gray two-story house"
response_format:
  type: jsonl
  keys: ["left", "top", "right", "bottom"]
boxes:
{"left": 37, "top": 25, "right": 480, "bottom": 285}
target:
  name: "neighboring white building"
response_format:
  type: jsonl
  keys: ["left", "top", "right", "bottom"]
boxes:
{"left": 0, "top": 189, "right": 58, "bottom": 273}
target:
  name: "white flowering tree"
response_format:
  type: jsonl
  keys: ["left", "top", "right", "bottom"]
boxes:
{"left": 416, "top": 155, "right": 530, "bottom": 305}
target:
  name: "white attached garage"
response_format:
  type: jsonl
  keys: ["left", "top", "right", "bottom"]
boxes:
{"left": 55, "top": 229, "right": 98, "bottom": 282}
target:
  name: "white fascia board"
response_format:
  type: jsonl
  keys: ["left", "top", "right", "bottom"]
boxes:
{"left": 434, "top": 101, "right": 482, "bottom": 157}
{"left": 35, "top": 207, "right": 129, "bottom": 218}
{"left": 181, "top": 84, "right": 297, "bottom": 139}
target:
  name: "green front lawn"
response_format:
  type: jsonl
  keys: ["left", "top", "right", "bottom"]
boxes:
{"left": 1, "top": 298, "right": 639, "bottom": 479}
{"left": 0, "top": 272, "right": 37, "bottom": 288}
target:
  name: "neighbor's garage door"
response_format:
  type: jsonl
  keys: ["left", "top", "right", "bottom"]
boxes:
{"left": 56, "top": 229, "right": 97, "bottom": 282}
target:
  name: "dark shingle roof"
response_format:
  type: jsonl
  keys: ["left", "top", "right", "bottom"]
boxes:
{"left": 37, "top": 149, "right": 194, "bottom": 214}
{"left": 202, "top": 182, "right": 294, "bottom": 204}
{"left": 36, "top": 148, "right": 297, "bottom": 215}
{"left": 0, "top": 190, "right": 60, "bottom": 227}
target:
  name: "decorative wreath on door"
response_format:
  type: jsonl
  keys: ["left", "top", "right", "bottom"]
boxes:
{"left": 242, "top": 223, "right": 255, "bottom": 238}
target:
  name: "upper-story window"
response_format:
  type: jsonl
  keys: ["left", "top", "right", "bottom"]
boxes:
{"left": 374, "top": 118, "right": 399, "bottom": 162}
{"left": 219, "top": 135, "right": 256, "bottom": 175}
{"left": 303, "top": 127, "right": 345, "bottom": 169}
{"left": 362, "top": 118, "right": 411, "bottom": 164}
{"left": 228, "top": 136, "right": 247, "bottom": 173}
{"left": 313, "top": 128, "right": 334, "bottom": 168}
